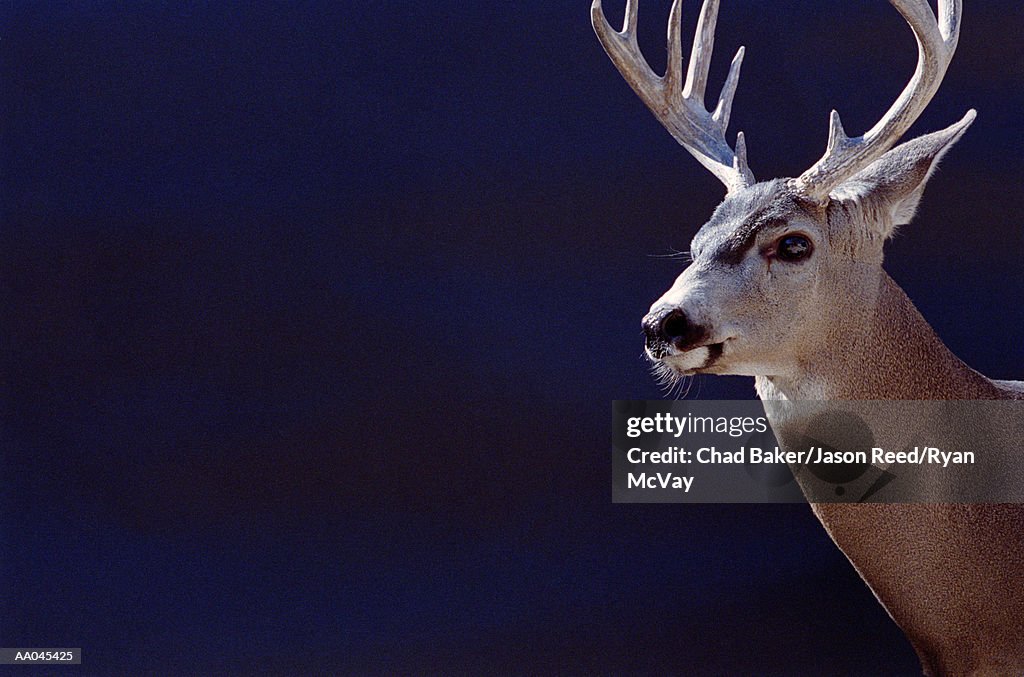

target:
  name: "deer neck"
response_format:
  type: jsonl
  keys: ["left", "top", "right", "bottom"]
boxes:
{"left": 756, "top": 270, "right": 996, "bottom": 402}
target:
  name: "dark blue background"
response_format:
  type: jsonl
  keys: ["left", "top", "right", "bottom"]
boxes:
{"left": 3, "top": 1, "right": 1022, "bottom": 673}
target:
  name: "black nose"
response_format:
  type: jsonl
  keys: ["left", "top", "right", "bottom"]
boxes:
{"left": 642, "top": 308, "right": 704, "bottom": 353}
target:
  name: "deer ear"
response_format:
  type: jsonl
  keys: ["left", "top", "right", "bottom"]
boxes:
{"left": 828, "top": 111, "right": 976, "bottom": 238}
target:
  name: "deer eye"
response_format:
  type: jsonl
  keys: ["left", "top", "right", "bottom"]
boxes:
{"left": 774, "top": 234, "right": 813, "bottom": 262}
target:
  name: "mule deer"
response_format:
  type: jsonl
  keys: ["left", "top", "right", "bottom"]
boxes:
{"left": 593, "top": 0, "right": 1024, "bottom": 673}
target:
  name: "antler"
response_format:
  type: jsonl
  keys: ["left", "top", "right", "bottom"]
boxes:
{"left": 592, "top": 0, "right": 755, "bottom": 194}
{"left": 793, "top": 0, "right": 964, "bottom": 201}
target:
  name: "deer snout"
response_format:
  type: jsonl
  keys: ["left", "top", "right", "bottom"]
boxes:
{"left": 642, "top": 307, "right": 708, "bottom": 356}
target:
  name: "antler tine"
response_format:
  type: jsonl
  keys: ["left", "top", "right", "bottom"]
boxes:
{"left": 712, "top": 45, "right": 744, "bottom": 131}
{"left": 664, "top": 0, "right": 685, "bottom": 95}
{"left": 683, "top": 0, "right": 720, "bottom": 103}
{"left": 793, "top": 0, "right": 964, "bottom": 201}
{"left": 623, "top": 0, "right": 638, "bottom": 34}
{"left": 592, "top": 0, "right": 755, "bottom": 194}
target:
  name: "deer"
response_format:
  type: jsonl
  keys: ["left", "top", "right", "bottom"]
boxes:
{"left": 592, "top": 0, "right": 1024, "bottom": 673}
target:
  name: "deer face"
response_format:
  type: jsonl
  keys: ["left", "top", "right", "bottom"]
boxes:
{"left": 642, "top": 118, "right": 973, "bottom": 379}
{"left": 643, "top": 180, "right": 834, "bottom": 377}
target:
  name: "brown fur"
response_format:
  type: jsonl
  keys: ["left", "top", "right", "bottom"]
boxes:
{"left": 758, "top": 275, "right": 1024, "bottom": 676}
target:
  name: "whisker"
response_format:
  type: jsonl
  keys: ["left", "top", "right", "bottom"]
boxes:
{"left": 648, "top": 247, "right": 693, "bottom": 262}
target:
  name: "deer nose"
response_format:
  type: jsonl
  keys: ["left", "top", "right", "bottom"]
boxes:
{"left": 642, "top": 308, "right": 704, "bottom": 353}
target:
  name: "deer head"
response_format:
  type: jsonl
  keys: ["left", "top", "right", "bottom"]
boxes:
{"left": 593, "top": 0, "right": 972, "bottom": 383}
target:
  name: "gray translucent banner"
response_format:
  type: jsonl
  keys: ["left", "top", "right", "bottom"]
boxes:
{"left": 613, "top": 400, "right": 1024, "bottom": 503}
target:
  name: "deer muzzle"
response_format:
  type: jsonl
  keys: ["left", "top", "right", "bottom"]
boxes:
{"left": 642, "top": 307, "right": 710, "bottom": 358}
